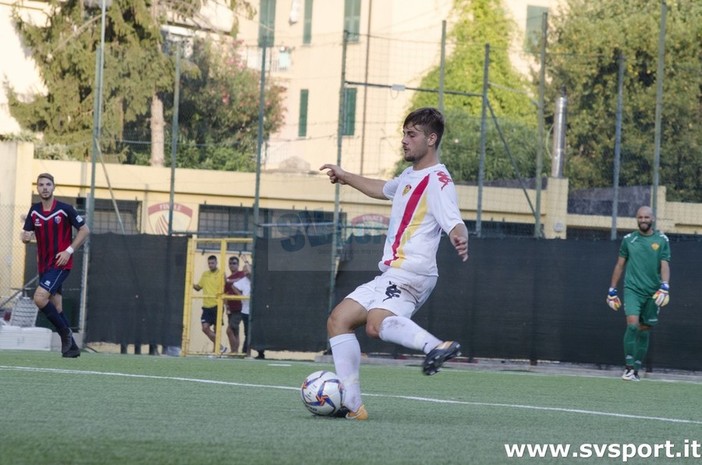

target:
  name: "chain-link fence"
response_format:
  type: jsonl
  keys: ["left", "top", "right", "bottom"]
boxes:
{"left": 0, "top": 203, "right": 32, "bottom": 310}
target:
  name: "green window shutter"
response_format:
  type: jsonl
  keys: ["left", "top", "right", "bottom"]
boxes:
{"left": 343, "top": 0, "right": 361, "bottom": 43}
{"left": 258, "top": 0, "right": 276, "bottom": 47}
{"left": 525, "top": 5, "right": 548, "bottom": 51}
{"left": 342, "top": 88, "right": 356, "bottom": 136}
{"left": 303, "top": 0, "right": 313, "bottom": 45}
{"left": 298, "top": 89, "right": 309, "bottom": 137}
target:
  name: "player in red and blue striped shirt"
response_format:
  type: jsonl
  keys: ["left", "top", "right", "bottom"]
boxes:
{"left": 21, "top": 173, "right": 90, "bottom": 358}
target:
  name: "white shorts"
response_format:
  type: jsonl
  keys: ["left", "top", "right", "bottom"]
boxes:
{"left": 345, "top": 268, "right": 437, "bottom": 319}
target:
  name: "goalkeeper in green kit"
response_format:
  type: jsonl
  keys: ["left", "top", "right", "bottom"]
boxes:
{"left": 607, "top": 206, "right": 671, "bottom": 381}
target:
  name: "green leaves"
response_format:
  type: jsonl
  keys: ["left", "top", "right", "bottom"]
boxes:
{"left": 399, "top": 0, "right": 538, "bottom": 181}
{"left": 548, "top": 0, "right": 702, "bottom": 201}
{"left": 8, "top": 0, "right": 272, "bottom": 172}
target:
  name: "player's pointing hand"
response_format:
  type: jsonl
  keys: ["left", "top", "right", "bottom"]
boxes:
{"left": 320, "top": 164, "right": 347, "bottom": 185}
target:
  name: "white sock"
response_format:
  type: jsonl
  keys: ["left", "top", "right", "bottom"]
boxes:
{"left": 378, "top": 316, "right": 441, "bottom": 354}
{"left": 329, "top": 333, "right": 363, "bottom": 412}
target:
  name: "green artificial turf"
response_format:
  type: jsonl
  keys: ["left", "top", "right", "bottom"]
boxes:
{"left": 0, "top": 351, "right": 700, "bottom": 465}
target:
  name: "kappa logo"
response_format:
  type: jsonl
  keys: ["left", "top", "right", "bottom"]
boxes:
{"left": 436, "top": 171, "right": 453, "bottom": 190}
{"left": 34, "top": 220, "right": 41, "bottom": 227}
{"left": 383, "top": 282, "right": 401, "bottom": 301}
{"left": 43, "top": 280, "right": 51, "bottom": 287}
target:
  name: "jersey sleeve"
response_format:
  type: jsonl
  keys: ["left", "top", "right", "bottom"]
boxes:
{"left": 659, "top": 233, "right": 671, "bottom": 262}
{"left": 23, "top": 208, "right": 34, "bottom": 231}
{"left": 382, "top": 176, "right": 400, "bottom": 200}
{"left": 618, "top": 236, "right": 630, "bottom": 258}
{"left": 427, "top": 170, "right": 463, "bottom": 234}
{"left": 66, "top": 204, "right": 86, "bottom": 229}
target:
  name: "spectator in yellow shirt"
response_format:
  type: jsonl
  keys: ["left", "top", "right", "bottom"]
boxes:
{"left": 193, "top": 255, "right": 225, "bottom": 353}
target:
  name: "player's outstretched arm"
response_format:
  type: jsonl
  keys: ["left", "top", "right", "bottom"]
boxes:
{"left": 319, "top": 164, "right": 387, "bottom": 200}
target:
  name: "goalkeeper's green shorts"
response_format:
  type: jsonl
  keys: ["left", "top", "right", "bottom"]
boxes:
{"left": 623, "top": 290, "right": 660, "bottom": 327}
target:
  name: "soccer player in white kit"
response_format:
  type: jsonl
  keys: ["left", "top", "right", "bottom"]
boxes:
{"left": 320, "top": 107, "right": 469, "bottom": 420}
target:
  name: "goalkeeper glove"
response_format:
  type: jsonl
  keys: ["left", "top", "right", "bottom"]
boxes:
{"left": 606, "top": 287, "right": 621, "bottom": 311}
{"left": 653, "top": 282, "right": 670, "bottom": 306}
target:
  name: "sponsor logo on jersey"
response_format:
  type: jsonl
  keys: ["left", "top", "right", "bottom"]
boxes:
{"left": 436, "top": 171, "right": 453, "bottom": 190}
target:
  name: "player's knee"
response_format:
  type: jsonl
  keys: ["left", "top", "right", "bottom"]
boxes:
{"left": 626, "top": 323, "right": 639, "bottom": 333}
{"left": 33, "top": 293, "right": 49, "bottom": 309}
{"left": 326, "top": 313, "right": 345, "bottom": 337}
{"left": 365, "top": 323, "right": 381, "bottom": 339}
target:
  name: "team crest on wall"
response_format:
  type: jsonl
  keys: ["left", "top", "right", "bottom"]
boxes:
{"left": 148, "top": 202, "right": 193, "bottom": 235}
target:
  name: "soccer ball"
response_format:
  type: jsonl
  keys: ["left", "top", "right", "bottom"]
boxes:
{"left": 300, "top": 370, "right": 344, "bottom": 416}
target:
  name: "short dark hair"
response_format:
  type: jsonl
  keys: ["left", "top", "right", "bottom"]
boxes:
{"left": 229, "top": 257, "right": 239, "bottom": 264}
{"left": 403, "top": 107, "right": 445, "bottom": 149}
{"left": 207, "top": 255, "right": 217, "bottom": 261}
{"left": 37, "top": 173, "right": 55, "bottom": 183}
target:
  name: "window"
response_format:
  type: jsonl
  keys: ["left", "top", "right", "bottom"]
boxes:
{"left": 343, "top": 0, "right": 361, "bottom": 43}
{"left": 525, "top": 5, "right": 549, "bottom": 51}
{"left": 47, "top": 196, "right": 141, "bottom": 234}
{"left": 258, "top": 0, "right": 276, "bottom": 47}
{"left": 197, "top": 205, "right": 341, "bottom": 247}
{"left": 342, "top": 88, "right": 357, "bottom": 136}
{"left": 303, "top": 0, "right": 313, "bottom": 44}
{"left": 298, "top": 89, "right": 309, "bottom": 137}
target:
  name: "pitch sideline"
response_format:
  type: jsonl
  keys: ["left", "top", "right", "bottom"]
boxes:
{"left": 1, "top": 364, "right": 700, "bottom": 426}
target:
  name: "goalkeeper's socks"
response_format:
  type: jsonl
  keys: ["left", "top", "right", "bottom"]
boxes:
{"left": 623, "top": 324, "right": 638, "bottom": 366}
{"left": 634, "top": 329, "right": 650, "bottom": 372}
{"left": 378, "top": 316, "right": 441, "bottom": 353}
{"left": 39, "top": 301, "right": 68, "bottom": 330}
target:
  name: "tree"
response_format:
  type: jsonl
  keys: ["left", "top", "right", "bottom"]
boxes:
{"left": 396, "top": 0, "right": 539, "bottom": 183}
{"left": 7, "top": 0, "right": 260, "bottom": 168}
{"left": 8, "top": 0, "right": 172, "bottom": 161}
{"left": 547, "top": 0, "right": 702, "bottom": 201}
{"left": 158, "top": 38, "right": 286, "bottom": 171}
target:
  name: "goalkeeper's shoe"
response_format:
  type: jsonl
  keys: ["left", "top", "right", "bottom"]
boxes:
{"left": 621, "top": 368, "right": 640, "bottom": 382}
{"left": 423, "top": 341, "right": 461, "bottom": 376}
{"left": 345, "top": 404, "right": 368, "bottom": 421}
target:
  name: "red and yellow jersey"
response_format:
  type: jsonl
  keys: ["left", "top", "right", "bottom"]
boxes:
{"left": 380, "top": 164, "right": 463, "bottom": 276}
